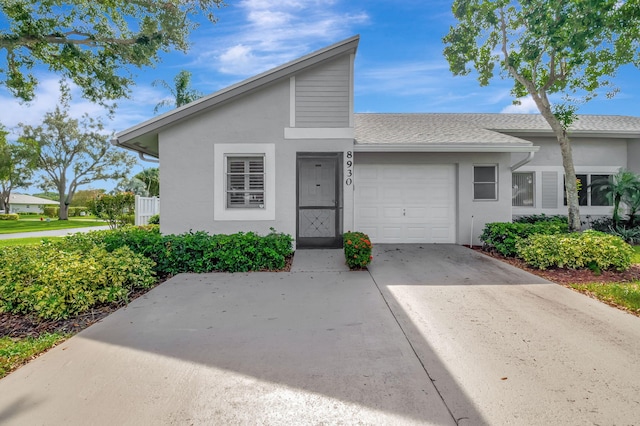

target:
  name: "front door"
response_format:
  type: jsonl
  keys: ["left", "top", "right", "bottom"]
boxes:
{"left": 297, "top": 153, "right": 342, "bottom": 248}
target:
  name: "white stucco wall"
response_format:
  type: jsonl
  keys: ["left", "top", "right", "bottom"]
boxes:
{"left": 354, "top": 152, "right": 513, "bottom": 245}
{"left": 511, "top": 136, "right": 629, "bottom": 218}
{"left": 628, "top": 138, "right": 640, "bottom": 174}
{"left": 158, "top": 72, "right": 355, "bottom": 247}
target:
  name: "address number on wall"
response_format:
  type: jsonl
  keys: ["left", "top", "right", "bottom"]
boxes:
{"left": 345, "top": 151, "right": 353, "bottom": 185}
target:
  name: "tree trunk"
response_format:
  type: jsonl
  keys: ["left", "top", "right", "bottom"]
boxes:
{"left": 59, "top": 200, "right": 69, "bottom": 220}
{"left": 524, "top": 94, "right": 582, "bottom": 232}
{"left": 557, "top": 133, "right": 581, "bottom": 232}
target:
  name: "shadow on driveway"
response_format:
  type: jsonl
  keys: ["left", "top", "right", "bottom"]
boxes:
{"left": 0, "top": 266, "right": 486, "bottom": 425}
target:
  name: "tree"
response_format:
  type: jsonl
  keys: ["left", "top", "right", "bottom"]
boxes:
{"left": 443, "top": 0, "right": 640, "bottom": 232}
{"left": 0, "top": 1, "right": 223, "bottom": 106}
{"left": 591, "top": 170, "right": 640, "bottom": 225}
{"left": 117, "top": 168, "right": 159, "bottom": 196}
{"left": 0, "top": 125, "right": 39, "bottom": 212}
{"left": 153, "top": 70, "right": 203, "bottom": 113}
{"left": 18, "top": 83, "right": 137, "bottom": 220}
{"left": 70, "top": 188, "right": 106, "bottom": 207}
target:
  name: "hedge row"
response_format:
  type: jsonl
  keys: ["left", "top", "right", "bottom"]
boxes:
{"left": 480, "top": 221, "right": 569, "bottom": 257}
{"left": 55, "top": 226, "right": 294, "bottom": 275}
{"left": 0, "top": 214, "right": 19, "bottom": 220}
{"left": 481, "top": 221, "right": 633, "bottom": 272}
{"left": 43, "top": 206, "right": 89, "bottom": 218}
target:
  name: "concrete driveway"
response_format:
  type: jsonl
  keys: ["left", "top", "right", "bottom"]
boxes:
{"left": 0, "top": 245, "right": 639, "bottom": 425}
{"left": 368, "top": 244, "right": 640, "bottom": 425}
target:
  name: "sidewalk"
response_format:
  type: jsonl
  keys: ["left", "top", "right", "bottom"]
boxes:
{"left": 0, "top": 225, "right": 110, "bottom": 240}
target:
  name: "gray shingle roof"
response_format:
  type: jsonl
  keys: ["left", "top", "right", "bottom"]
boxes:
{"left": 354, "top": 113, "right": 640, "bottom": 149}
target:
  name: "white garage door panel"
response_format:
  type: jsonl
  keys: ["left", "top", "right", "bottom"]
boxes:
{"left": 355, "top": 164, "right": 456, "bottom": 243}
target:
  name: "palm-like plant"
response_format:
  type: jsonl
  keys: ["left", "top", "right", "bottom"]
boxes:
{"left": 152, "top": 70, "right": 203, "bottom": 113}
{"left": 590, "top": 170, "right": 640, "bottom": 225}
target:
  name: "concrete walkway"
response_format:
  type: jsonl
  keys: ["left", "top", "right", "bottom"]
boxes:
{"left": 1, "top": 245, "right": 639, "bottom": 425}
{"left": 0, "top": 225, "right": 110, "bottom": 240}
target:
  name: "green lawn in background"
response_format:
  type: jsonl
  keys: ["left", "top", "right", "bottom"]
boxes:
{"left": 0, "top": 218, "right": 105, "bottom": 234}
{"left": 0, "top": 237, "right": 62, "bottom": 247}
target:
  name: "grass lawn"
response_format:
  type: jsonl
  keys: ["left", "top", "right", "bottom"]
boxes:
{"left": 0, "top": 218, "right": 105, "bottom": 234}
{"left": 569, "top": 245, "right": 640, "bottom": 315}
{"left": 571, "top": 282, "right": 640, "bottom": 314}
{"left": 0, "top": 236, "right": 62, "bottom": 247}
{"left": 0, "top": 333, "right": 69, "bottom": 378}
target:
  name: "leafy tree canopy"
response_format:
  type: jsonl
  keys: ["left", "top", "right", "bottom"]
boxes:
{"left": 0, "top": 0, "right": 224, "bottom": 106}
{"left": 0, "top": 124, "right": 40, "bottom": 212}
{"left": 443, "top": 0, "right": 640, "bottom": 231}
{"left": 18, "top": 82, "right": 137, "bottom": 219}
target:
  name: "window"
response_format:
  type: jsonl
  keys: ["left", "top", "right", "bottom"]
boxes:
{"left": 226, "top": 156, "right": 265, "bottom": 208}
{"left": 563, "top": 174, "right": 612, "bottom": 207}
{"left": 512, "top": 172, "right": 534, "bottom": 207}
{"left": 473, "top": 165, "right": 497, "bottom": 200}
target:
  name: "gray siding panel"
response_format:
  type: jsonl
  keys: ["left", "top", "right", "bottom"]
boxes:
{"left": 541, "top": 171, "right": 558, "bottom": 208}
{"left": 295, "top": 57, "right": 350, "bottom": 128}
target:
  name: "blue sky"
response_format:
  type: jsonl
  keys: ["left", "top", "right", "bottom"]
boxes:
{"left": 2, "top": 0, "right": 640, "bottom": 192}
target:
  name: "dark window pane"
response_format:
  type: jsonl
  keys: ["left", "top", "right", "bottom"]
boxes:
{"left": 591, "top": 174, "right": 612, "bottom": 206}
{"left": 474, "top": 166, "right": 495, "bottom": 182}
{"left": 474, "top": 183, "right": 496, "bottom": 200}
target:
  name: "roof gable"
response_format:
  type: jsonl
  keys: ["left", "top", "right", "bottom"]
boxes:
{"left": 114, "top": 35, "right": 360, "bottom": 158}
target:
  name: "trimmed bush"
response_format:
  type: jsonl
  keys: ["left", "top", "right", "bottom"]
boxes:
{"left": 67, "top": 207, "right": 89, "bottom": 217}
{"left": 43, "top": 206, "right": 59, "bottom": 218}
{"left": 0, "top": 214, "right": 19, "bottom": 220}
{"left": 0, "top": 244, "right": 156, "bottom": 320}
{"left": 56, "top": 226, "right": 294, "bottom": 275}
{"left": 517, "top": 230, "right": 633, "bottom": 272}
{"left": 480, "top": 221, "right": 569, "bottom": 257}
{"left": 344, "top": 231, "right": 373, "bottom": 269}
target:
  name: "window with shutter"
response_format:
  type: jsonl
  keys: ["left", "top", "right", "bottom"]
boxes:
{"left": 226, "top": 156, "right": 265, "bottom": 208}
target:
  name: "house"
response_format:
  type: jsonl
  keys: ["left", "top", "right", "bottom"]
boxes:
{"left": 113, "top": 36, "right": 640, "bottom": 248}
{"left": 7, "top": 193, "right": 58, "bottom": 214}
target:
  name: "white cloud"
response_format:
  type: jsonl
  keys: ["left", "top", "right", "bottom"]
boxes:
{"left": 501, "top": 96, "right": 540, "bottom": 114}
{"left": 192, "top": 0, "right": 369, "bottom": 77}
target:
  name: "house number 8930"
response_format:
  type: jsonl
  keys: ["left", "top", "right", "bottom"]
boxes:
{"left": 345, "top": 151, "right": 353, "bottom": 185}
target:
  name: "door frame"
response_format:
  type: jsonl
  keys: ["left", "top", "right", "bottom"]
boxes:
{"left": 296, "top": 152, "right": 343, "bottom": 248}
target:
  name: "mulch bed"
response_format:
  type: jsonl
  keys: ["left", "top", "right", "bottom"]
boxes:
{"left": 471, "top": 246, "right": 640, "bottom": 285}
{"left": 1, "top": 284, "right": 163, "bottom": 339}
{"left": 2, "top": 255, "right": 296, "bottom": 341}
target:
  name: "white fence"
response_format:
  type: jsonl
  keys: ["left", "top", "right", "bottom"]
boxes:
{"left": 135, "top": 196, "right": 160, "bottom": 226}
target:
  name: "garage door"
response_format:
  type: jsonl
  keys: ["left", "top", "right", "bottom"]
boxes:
{"left": 354, "top": 164, "right": 456, "bottom": 243}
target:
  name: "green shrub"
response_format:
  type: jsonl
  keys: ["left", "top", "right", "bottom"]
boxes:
{"left": 0, "top": 244, "right": 156, "bottom": 320}
{"left": 43, "top": 206, "right": 59, "bottom": 218}
{"left": 0, "top": 214, "right": 19, "bottom": 220}
{"left": 480, "top": 221, "right": 569, "bottom": 257}
{"left": 148, "top": 214, "right": 160, "bottom": 225}
{"left": 344, "top": 231, "right": 373, "bottom": 269}
{"left": 67, "top": 207, "right": 89, "bottom": 217}
{"left": 90, "top": 192, "right": 135, "bottom": 229}
{"left": 57, "top": 226, "right": 293, "bottom": 276}
{"left": 513, "top": 214, "right": 568, "bottom": 224}
{"left": 517, "top": 230, "right": 633, "bottom": 271}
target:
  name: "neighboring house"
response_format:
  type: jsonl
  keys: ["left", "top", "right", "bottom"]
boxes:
{"left": 113, "top": 36, "right": 640, "bottom": 247}
{"left": 8, "top": 193, "right": 58, "bottom": 214}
